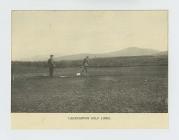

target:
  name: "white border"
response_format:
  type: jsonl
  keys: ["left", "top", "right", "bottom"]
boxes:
{"left": 0, "top": 0, "right": 179, "bottom": 139}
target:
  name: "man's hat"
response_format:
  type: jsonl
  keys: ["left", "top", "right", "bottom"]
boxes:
{"left": 50, "top": 54, "right": 54, "bottom": 57}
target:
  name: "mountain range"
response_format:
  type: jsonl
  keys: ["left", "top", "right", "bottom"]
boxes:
{"left": 55, "top": 47, "right": 167, "bottom": 61}
{"left": 16, "top": 47, "right": 167, "bottom": 61}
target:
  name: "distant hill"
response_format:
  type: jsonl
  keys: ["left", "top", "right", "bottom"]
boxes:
{"left": 101, "top": 47, "right": 159, "bottom": 57}
{"left": 56, "top": 47, "right": 160, "bottom": 61}
{"left": 157, "top": 51, "right": 168, "bottom": 56}
{"left": 14, "top": 47, "right": 166, "bottom": 61}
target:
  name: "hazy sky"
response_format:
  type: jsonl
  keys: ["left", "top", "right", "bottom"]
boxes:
{"left": 12, "top": 11, "right": 168, "bottom": 60}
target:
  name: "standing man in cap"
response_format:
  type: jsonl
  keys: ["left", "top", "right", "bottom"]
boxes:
{"left": 81, "top": 56, "right": 89, "bottom": 76}
{"left": 48, "top": 55, "right": 55, "bottom": 77}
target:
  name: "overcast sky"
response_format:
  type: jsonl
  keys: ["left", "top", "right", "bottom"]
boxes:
{"left": 12, "top": 11, "right": 168, "bottom": 60}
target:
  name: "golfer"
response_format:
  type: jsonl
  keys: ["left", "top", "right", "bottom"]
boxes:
{"left": 48, "top": 55, "right": 55, "bottom": 77}
{"left": 81, "top": 56, "right": 89, "bottom": 76}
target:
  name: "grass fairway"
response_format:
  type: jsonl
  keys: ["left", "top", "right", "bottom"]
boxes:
{"left": 11, "top": 65, "right": 168, "bottom": 113}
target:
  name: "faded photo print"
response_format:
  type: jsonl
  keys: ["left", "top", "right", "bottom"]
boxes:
{"left": 11, "top": 11, "right": 168, "bottom": 113}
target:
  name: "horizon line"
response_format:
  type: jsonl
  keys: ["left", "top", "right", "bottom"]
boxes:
{"left": 12, "top": 47, "right": 168, "bottom": 61}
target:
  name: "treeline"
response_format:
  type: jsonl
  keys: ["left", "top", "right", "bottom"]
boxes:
{"left": 12, "top": 55, "right": 168, "bottom": 68}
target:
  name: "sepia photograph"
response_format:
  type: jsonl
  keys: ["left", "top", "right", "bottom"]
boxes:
{"left": 11, "top": 11, "right": 168, "bottom": 113}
